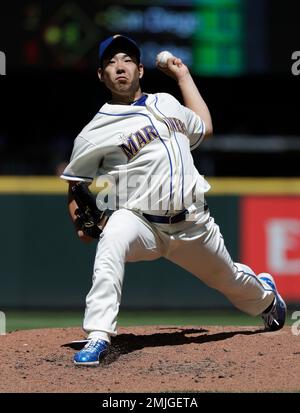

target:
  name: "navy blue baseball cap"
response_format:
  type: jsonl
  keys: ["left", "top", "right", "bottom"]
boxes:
{"left": 98, "top": 34, "right": 141, "bottom": 67}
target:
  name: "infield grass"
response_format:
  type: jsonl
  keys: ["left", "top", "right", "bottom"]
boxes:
{"left": 4, "top": 309, "right": 294, "bottom": 332}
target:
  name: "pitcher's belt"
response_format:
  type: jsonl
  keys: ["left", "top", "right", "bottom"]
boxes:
{"left": 142, "top": 204, "right": 208, "bottom": 224}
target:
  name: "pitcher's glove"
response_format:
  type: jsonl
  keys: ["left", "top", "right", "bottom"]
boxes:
{"left": 71, "top": 182, "right": 109, "bottom": 239}
{"left": 74, "top": 208, "right": 103, "bottom": 239}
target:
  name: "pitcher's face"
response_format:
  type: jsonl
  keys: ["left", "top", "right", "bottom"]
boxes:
{"left": 99, "top": 53, "right": 144, "bottom": 97}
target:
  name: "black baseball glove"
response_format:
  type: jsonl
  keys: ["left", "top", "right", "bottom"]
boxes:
{"left": 71, "top": 182, "right": 108, "bottom": 239}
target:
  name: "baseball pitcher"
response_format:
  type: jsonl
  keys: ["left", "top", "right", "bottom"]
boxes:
{"left": 61, "top": 35, "right": 286, "bottom": 366}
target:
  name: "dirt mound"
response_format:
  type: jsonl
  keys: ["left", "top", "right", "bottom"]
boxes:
{"left": 0, "top": 325, "right": 299, "bottom": 393}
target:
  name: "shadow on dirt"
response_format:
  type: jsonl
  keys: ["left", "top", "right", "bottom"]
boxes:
{"left": 63, "top": 326, "right": 264, "bottom": 365}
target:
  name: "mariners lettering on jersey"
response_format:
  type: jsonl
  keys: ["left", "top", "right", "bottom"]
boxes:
{"left": 164, "top": 117, "right": 188, "bottom": 136}
{"left": 119, "top": 125, "right": 160, "bottom": 160}
{"left": 119, "top": 117, "right": 188, "bottom": 161}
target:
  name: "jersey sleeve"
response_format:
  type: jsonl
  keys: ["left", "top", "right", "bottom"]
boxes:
{"left": 181, "top": 106, "right": 206, "bottom": 151}
{"left": 60, "top": 136, "right": 101, "bottom": 183}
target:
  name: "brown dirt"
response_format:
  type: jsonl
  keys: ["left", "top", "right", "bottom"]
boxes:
{"left": 0, "top": 325, "right": 299, "bottom": 393}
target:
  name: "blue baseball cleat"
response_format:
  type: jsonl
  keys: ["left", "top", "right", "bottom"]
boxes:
{"left": 74, "top": 338, "right": 109, "bottom": 366}
{"left": 259, "top": 273, "right": 287, "bottom": 331}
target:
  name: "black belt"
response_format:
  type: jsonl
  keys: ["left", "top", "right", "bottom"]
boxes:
{"left": 143, "top": 204, "right": 208, "bottom": 224}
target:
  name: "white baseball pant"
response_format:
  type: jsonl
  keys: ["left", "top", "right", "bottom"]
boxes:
{"left": 83, "top": 206, "right": 275, "bottom": 343}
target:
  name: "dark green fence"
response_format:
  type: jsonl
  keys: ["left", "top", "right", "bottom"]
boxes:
{"left": 0, "top": 194, "right": 239, "bottom": 309}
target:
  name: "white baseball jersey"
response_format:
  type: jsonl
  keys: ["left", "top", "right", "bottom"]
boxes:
{"left": 61, "top": 93, "right": 210, "bottom": 214}
{"left": 61, "top": 92, "right": 276, "bottom": 345}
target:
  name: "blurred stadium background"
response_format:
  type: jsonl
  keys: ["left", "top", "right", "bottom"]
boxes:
{"left": 0, "top": 0, "right": 299, "bottom": 331}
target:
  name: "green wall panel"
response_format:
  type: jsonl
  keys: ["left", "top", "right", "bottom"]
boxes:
{"left": 0, "top": 195, "right": 239, "bottom": 309}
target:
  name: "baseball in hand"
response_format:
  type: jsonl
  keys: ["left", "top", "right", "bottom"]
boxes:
{"left": 156, "top": 51, "right": 174, "bottom": 67}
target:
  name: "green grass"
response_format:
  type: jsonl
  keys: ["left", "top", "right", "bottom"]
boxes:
{"left": 3, "top": 309, "right": 294, "bottom": 332}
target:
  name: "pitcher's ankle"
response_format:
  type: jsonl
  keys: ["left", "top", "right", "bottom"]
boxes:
{"left": 87, "top": 331, "right": 111, "bottom": 344}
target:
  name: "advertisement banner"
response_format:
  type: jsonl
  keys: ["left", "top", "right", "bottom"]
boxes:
{"left": 241, "top": 197, "right": 300, "bottom": 301}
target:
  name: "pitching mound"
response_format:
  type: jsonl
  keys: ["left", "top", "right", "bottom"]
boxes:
{"left": 0, "top": 325, "right": 299, "bottom": 393}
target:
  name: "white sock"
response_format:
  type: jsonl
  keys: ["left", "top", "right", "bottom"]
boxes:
{"left": 87, "top": 331, "right": 111, "bottom": 344}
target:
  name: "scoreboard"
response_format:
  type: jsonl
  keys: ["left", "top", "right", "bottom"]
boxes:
{"left": 0, "top": 0, "right": 296, "bottom": 76}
